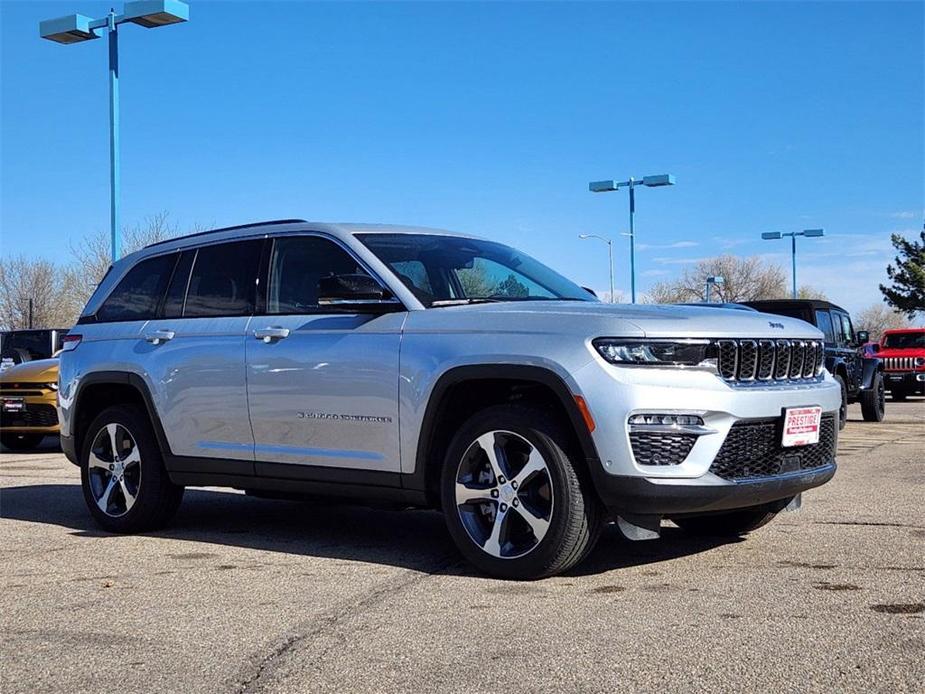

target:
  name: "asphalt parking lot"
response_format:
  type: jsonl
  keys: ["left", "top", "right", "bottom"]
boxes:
{"left": 2, "top": 400, "right": 923, "bottom": 693}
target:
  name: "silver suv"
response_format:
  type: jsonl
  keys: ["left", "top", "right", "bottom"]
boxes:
{"left": 58, "top": 220, "right": 841, "bottom": 579}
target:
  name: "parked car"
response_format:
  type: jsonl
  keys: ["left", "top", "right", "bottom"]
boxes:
{"left": 58, "top": 220, "right": 841, "bottom": 579}
{"left": 0, "top": 358, "right": 60, "bottom": 450}
{"left": 873, "top": 328, "right": 925, "bottom": 400}
{"left": 744, "top": 299, "right": 885, "bottom": 427}
{"left": 0, "top": 328, "right": 69, "bottom": 372}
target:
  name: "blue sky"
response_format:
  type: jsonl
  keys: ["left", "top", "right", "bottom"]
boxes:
{"left": 2, "top": 1, "right": 923, "bottom": 313}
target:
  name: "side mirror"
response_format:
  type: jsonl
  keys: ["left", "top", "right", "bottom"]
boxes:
{"left": 856, "top": 330, "right": 870, "bottom": 345}
{"left": 318, "top": 274, "right": 403, "bottom": 313}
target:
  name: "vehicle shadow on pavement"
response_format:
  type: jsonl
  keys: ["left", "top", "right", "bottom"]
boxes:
{"left": 0, "top": 484, "right": 735, "bottom": 578}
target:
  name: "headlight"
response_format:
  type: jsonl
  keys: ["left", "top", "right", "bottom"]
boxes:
{"left": 593, "top": 338, "right": 717, "bottom": 370}
{"left": 915, "top": 357, "right": 925, "bottom": 367}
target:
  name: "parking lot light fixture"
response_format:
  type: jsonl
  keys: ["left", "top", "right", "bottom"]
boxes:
{"left": 39, "top": 1, "right": 189, "bottom": 262}
{"left": 761, "top": 228, "right": 825, "bottom": 299}
{"left": 589, "top": 173, "right": 675, "bottom": 304}
{"left": 579, "top": 234, "right": 615, "bottom": 303}
{"left": 705, "top": 275, "right": 724, "bottom": 303}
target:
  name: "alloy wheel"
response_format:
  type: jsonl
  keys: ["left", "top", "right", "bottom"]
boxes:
{"left": 454, "top": 430, "right": 554, "bottom": 559}
{"left": 87, "top": 423, "right": 142, "bottom": 517}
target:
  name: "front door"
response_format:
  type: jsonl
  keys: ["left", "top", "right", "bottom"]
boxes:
{"left": 245, "top": 234, "right": 404, "bottom": 480}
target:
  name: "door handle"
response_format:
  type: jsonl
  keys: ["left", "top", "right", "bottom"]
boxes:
{"left": 144, "top": 329, "right": 175, "bottom": 345}
{"left": 254, "top": 327, "right": 290, "bottom": 342}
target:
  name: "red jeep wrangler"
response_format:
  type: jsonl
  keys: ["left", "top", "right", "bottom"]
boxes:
{"left": 875, "top": 328, "right": 925, "bottom": 400}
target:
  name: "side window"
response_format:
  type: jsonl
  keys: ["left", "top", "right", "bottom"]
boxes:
{"left": 97, "top": 253, "right": 177, "bottom": 323}
{"left": 814, "top": 310, "right": 835, "bottom": 343}
{"left": 184, "top": 240, "right": 263, "bottom": 318}
{"left": 838, "top": 313, "right": 855, "bottom": 344}
{"left": 267, "top": 236, "right": 369, "bottom": 314}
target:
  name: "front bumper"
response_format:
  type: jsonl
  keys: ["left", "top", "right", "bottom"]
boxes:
{"left": 0, "top": 393, "right": 60, "bottom": 434}
{"left": 589, "top": 464, "right": 836, "bottom": 516}
{"left": 885, "top": 371, "right": 925, "bottom": 393}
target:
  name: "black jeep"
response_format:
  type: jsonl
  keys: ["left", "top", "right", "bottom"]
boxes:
{"left": 744, "top": 300, "right": 885, "bottom": 427}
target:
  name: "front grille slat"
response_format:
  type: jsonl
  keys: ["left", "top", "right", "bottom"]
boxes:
{"left": 715, "top": 338, "right": 823, "bottom": 385}
{"left": 710, "top": 414, "right": 836, "bottom": 480}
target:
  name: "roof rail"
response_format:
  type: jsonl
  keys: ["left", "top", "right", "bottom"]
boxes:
{"left": 144, "top": 219, "right": 308, "bottom": 249}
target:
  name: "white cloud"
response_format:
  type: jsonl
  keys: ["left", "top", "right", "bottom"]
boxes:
{"left": 636, "top": 240, "right": 699, "bottom": 251}
{"left": 890, "top": 210, "right": 919, "bottom": 220}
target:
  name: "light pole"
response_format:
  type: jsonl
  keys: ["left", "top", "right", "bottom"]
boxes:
{"left": 39, "top": 1, "right": 189, "bottom": 262}
{"left": 705, "top": 275, "right": 724, "bottom": 303}
{"left": 589, "top": 174, "right": 675, "bottom": 304}
{"left": 761, "top": 228, "right": 824, "bottom": 299}
{"left": 578, "top": 234, "right": 615, "bottom": 303}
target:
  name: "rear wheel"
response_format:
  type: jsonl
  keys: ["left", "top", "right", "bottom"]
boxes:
{"left": 860, "top": 372, "right": 886, "bottom": 422}
{"left": 672, "top": 500, "right": 790, "bottom": 537}
{"left": 80, "top": 405, "right": 184, "bottom": 533}
{"left": 441, "top": 404, "right": 603, "bottom": 580}
{"left": 1, "top": 433, "right": 44, "bottom": 451}
{"left": 834, "top": 375, "right": 848, "bottom": 430}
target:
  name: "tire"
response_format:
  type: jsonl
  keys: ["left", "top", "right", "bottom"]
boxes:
{"left": 672, "top": 499, "right": 791, "bottom": 537}
{"left": 860, "top": 372, "right": 886, "bottom": 422}
{"left": 1, "top": 433, "right": 44, "bottom": 451}
{"left": 890, "top": 386, "right": 907, "bottom": 402}
{"left": 834, "top": 374, "right": 848, "bottom": 430}
{"left": 440, "top": 404, "right": 604, "bottom": 580}
{"left": 80, "top": 404, "right": 184, "bottom": 533}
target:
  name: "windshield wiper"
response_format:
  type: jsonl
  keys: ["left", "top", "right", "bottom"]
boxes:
{"left": 429, "top": 298, "right": 505, "bottom": 307}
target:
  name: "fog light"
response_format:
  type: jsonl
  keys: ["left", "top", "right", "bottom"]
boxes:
{"left": 628, "top": 414, "right": 704, "bottom": 427}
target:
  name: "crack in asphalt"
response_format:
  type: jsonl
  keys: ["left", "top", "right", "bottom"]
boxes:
{"left": 233, "top": 554, "right": 461, "bottom": 694}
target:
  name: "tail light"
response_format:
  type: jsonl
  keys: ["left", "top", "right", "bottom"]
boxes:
{"left": 60, "top": 334, "right": 82, "bottom": 352}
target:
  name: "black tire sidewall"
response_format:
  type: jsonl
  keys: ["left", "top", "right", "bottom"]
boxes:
{"left": 80, "top": 404, "right": 181, "bottom": 533}
{"left": 834, "top": 375, "right": 848, "bottom": 430}
{"left": 861, "top": 372, "right": 885, "bottom": 422}
{"left": 440, "top": 404, "right": 593, "bottom": 580}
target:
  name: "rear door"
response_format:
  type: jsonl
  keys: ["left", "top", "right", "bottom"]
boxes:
{"left": 245, "top": 234, "right": 404, "bottom": 481}
{"left": 140, "top": 239, "right": 263, "bottom": 471}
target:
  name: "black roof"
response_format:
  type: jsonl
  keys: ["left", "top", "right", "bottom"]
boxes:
{"left": 144, "top": 219, "right": 307, "bottom": 250}
{"left": 743, "top": 298, "right": 848, "bottom": 314}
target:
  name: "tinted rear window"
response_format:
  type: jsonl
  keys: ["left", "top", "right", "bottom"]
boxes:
{"left": 183, "top": 240, "right": 262, "bottom": 317}
{"left": 97, "top": 253, "right": 177, "bottom": 323}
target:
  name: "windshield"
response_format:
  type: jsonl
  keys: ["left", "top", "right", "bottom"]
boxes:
{"left": 882, "top": 332, "right": 925, "bottom": 349}
{"left": 356, "top": 233, "right": 597, "bottom": 307}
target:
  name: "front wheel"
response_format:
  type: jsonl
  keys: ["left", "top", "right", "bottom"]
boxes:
{"left": 80, "top": 405, "right": 184, "bottom": 533}
{"left": 440, "top": 404, "right": 603, "bottom": 580}
{"left": 671, "top": 499, "right": 791, "bottom": 537}
{"left": 1, "top": 433, "right": 45, "bottom": 451}
{"left": 861, "top": 372, "right": 886, "bottom": 422}
{"left": 834, "top": 375, "right": 848, "bottom": 430}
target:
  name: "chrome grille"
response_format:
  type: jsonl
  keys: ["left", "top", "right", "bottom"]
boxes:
{"left": 716, "top": 338, "right": 824, "bottom": 384}
{"left": 883, "top": 357, "right": 918, "bottom": 371}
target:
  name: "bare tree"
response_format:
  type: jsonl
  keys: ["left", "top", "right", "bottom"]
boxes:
{"left": 854, "top": 303, "right": 912, "bottom": 341}
{"left": 643, "top": 255, "right": 827, "bottom": 304}
{"left": 0, "top": 256, "right": 82, "bottom": 330}
{"left": 69, "top": 211, "right": 181, "bottom": 301}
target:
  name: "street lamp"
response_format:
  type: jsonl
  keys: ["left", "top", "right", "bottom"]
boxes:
{"left": 589, "top": 174, "right": 675, "bottom": 304}
{"left": 39, "top": 1, "right": 189, "bottom": 262}
{"left": 705, "top": 275, "right": 724, "bottom": 303}
{"left": 761, "top": 228, "right": 824, "bottom": 299}
{"left": 578, "top": 234, "right": 615, "bottom": 303}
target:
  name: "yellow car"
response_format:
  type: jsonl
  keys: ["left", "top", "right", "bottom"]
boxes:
{"left": 0, "top": 358, "right": 59, "bottom": 450}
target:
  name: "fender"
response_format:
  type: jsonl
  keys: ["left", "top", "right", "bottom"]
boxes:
{"left": 403, "top": 363, "right": 601, "bottom": 498}
{"left": 65, "top": 371, "right": 173, "bottom": 465}
{"left": 860, "top": 357, "right": 884, "bottom": 390}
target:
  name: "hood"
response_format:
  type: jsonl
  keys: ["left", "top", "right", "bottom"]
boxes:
{"left": 0, "top": 358, "right": 59, "bottom": 383}
{"left": 405, "top": 301, "right": 823, "bottom": 339}
{"left": 876, "top": 347, "right": 925, "bottom": 358}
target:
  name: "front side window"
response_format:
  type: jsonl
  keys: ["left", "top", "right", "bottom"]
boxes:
{"left": 356, "top": 233, "right": 595, "bottom": 307}
{"left": 267, "top": 236, "right": 370, "bottom": 314}
{"left": 835, "top": 312, "right": 854, "bottom": 344}
{"left": 97, "top": 253, "right": 177, "bottom": 322}
{"left": 184, "top": 240, "right": 263, "bottom": 318}
{"left": 814, "top": 310, "right": 835, "bottom": 342}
